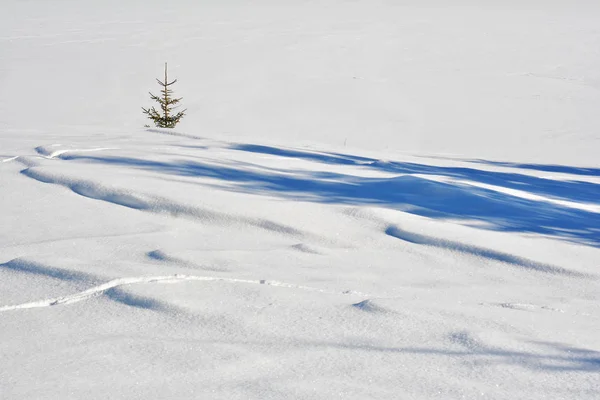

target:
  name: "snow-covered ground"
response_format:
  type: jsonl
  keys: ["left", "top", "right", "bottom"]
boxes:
{"left": 1, "top": 1, "right": 599, "bottom": 399}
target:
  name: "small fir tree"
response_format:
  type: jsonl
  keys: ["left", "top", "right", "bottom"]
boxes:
{"left": 142, "top": 62, "right": 186, "bottom": 128}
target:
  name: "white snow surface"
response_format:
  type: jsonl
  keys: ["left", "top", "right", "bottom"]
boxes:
{"left": 1, "top": 1, "right": 599, "bottom": 399}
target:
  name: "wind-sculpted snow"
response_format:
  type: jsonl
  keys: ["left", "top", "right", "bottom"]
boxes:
{"left": 146, "top": 249, "right": 230, "bottom": 272}
{"left": 3, "top": 135, "right": 599, "bottom": 400}
{"left": 384, "top": 225, "right": 590, "bottom": 278}
{"left": 2, "top": 1, "right": 600, "bottom": 397}
{"left": 35, "top": 145, "right": 117, "bottom": 160}
{"left": 19, "top": 165, "right": 304, "bottom": 237}
{"left": 0, "top": 257, "right": 101, "bottom": 283}
{"left": 61, "top": 151, "right": 600, "bottom": 247}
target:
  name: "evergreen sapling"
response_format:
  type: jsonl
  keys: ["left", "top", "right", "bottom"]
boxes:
{"left": 142, "top": 62, "right": 186, "bottom": 128}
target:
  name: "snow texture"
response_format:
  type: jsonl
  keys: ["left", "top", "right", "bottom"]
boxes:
{"left": 1, "top": 1, "right": 599, "bottom": 399}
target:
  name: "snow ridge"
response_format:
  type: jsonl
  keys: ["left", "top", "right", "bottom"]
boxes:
{"left": 385, "top": 225, "right": 589, "bottom": 277}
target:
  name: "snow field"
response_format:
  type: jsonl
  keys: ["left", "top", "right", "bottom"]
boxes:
{"left": 2, "top": 1, "right": 600, "bottom": 399}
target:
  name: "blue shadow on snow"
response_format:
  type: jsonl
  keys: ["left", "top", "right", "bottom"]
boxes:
{"left": 232, "top": 144, "right": 600, "bottom": 204}
{"left": 60, "top": 152, "right": 600, "bottom": 247}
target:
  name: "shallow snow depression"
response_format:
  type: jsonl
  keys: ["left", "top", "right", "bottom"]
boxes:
{"left": 1, "top": 1, "right": 600, "bottom": 399}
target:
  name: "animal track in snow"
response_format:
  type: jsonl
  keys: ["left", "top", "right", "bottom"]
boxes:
{"left": 0, "top": 275, "right": 370, "bottom": 312}
{"left": 481, "top": 302, "right": 565, "bottom": 313}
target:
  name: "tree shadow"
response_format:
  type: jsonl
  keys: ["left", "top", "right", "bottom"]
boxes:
{"left": 231, "top": 144, "right": 371, "bottom": 166}
{"left": 60, "top": 153, "right": 600, "bottom": 247}
{"left": 468, "top": 159, "right": 600, "bottom": 177}
{"left": 232, "top": 144, "right": 600, "bottom": 204}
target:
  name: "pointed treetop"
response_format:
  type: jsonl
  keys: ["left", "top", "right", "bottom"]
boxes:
{"left": 142, "top": 62, "right": 186, "bottom": 128}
